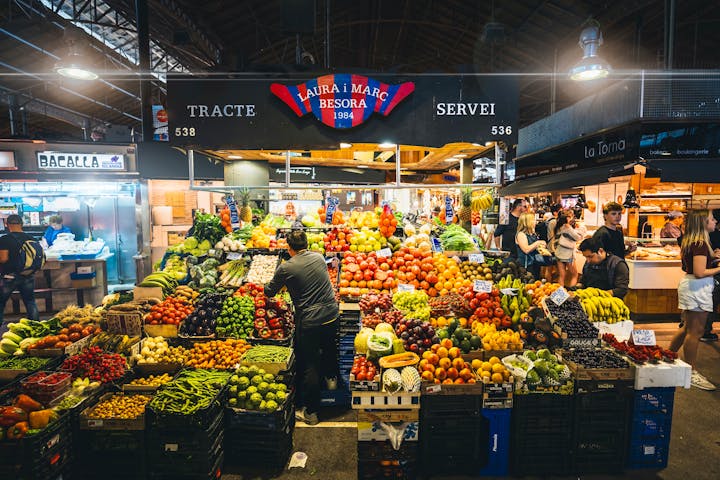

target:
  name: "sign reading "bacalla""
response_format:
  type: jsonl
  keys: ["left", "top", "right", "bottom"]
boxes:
{"left": 36, "top": 151, "right": 125, "bottom": 170}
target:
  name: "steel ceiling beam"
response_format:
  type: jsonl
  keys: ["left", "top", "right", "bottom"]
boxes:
{"left": 0, "top": 85, "right": 93, "bottom": 129}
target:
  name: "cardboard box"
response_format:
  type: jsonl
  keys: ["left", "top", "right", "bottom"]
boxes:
{"left": 357, "top": 409, "right": 419, "bottom": 442}
{"left": 71, "top": 278, "right": 97, "bottom": 289}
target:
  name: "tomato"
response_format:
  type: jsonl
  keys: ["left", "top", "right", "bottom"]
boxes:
{"left": 355, "top": 372, "right": 366, "bottom": 381}
{"left": 494, "top": 307, "right": 506, "bottom": 318}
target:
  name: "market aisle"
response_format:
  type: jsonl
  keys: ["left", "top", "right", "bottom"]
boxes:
{"left": 221, "top": 323, "right": 720, "bottom": 480}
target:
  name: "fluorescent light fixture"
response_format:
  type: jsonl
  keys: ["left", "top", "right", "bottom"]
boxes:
{"left": 357, "top": 165, "right": 369, "bottom": 169}
{"left": 445, "top": 157, "right": 460, "bottom": 162}
{"left": 378, "top": 142, "right": 396, "bottom": 149}
{"left": 570, "top": 23, "right": 611, "bottom": 81}
{"left": 339, "top": 142, "right": 353, "bottom": 149}
{"left": 55, "top": 52, "right": 98, "bottom": 80}
{"left": 472, "top": 143, "right": 482, "bottom": 146}
{"left": 453, "top": 154, "right": 468, "bottom": 158}
{"left": 485, "top": 141, "right": 494, "bottom": 147}
{"left": 227, "top": 155, "right": 243, "bottom": 159}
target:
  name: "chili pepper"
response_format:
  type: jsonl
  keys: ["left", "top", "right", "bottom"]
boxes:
{"left": 14, "top": 394, "right": 42, "bottom": 413}
{"left": 7, "top": 421, "right": 28, "bottom": 439}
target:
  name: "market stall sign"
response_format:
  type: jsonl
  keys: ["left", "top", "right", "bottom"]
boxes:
{"left": 36, "top": 151, "right": 126, "bottom": 171}
{"left": 270, "top": 74, "right": 415, "bottom": 129}
{"left": 167, "top": 74, "right": 519, "bottom": 148}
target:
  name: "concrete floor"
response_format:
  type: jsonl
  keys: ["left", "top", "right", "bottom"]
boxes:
{"left": 222, "top": 322, "right": 720, "bottom": 480}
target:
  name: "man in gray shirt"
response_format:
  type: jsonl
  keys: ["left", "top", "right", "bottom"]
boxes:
{"left": 265, "top": 230, "right": 339, "bottom": 425}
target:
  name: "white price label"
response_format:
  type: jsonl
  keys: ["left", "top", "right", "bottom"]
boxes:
{"left": 468, "top": 253, "right": 485, "bottom": 263}
{"left": 550, "top": 287, "right": 570, "bottom": 305}
{"left": 164, "top": 443, "right": 179, "bottom": 452}
{"left": 632, "top": 329, "right": 657, "bottom": 346}
{"left": 397, "top": 284, "right": 415, "bottom": 292}
{"left": 499, "top": 288, "right": 518, "bottom": 296}
{"left": 208, "top": 249, "right": 216, "bottom": 256}
{"left": 425, "top": 384, "right": 441, "bottom": 394}
{"left": 376, "top": 248, "right": 392, "bottom": 258}
{"left": 473, "top": 280, "right": 493, "bottom": 293}
{"left": 226, "top": 252, "right": 242, "bottom": 260}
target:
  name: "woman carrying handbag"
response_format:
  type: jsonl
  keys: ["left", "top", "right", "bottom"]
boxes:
{"left": 553, "top": 213, "right": 581, "bottom": 287}
{"left": 515, "top": 213, "right": 549, "bottom": 281}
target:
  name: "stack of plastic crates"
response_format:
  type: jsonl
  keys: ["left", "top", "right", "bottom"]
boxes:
{"left": 627, "top": 387, "right": 675, "bottom": 469}
{"left": 321, "top": 308, "right": 358, "bottom": 406}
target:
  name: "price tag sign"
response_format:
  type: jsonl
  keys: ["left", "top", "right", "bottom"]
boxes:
{"left": 499, "top": 288, "right": 517, "bottom": 296}
{"left": 425, "top": 383, "right": 441, "bottom": 394}
{"left": 473, "top": 280, "right": 493, "bottom": 293}
{"left": 431, "top": 238, "right": 443, "bottom": 252}
{"left": 632, "top": 329, "right": 657, "bottom": 346}
{"left": 550, "top": 287, "right": 569, "bottom": 305}
{"left": 226, "top": 252, "right": 242, "bottom": 260}
{"left": 376, "top": 248, "right": 392, "bottom": 258}
{"left": 208, "top": 249, "right": 216, "bottom": 256}
{"left": 397, "top": 284, "right": 415, "bottom": 292}
{"left": 325, "top": 196, "right": 339, "bottom": 225}
{"left": 468, "top": 253, "right": 485, "bottom": 263}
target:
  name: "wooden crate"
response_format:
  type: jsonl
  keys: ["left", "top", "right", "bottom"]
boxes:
{"left": 240, "top": 349, "right": 294, "bottom": 375}
{"left": 351, "top": 391, "right": 420, "bottom": 410}
{"left": 144, "top": 324, "right": 178, "bottom": 338}
{"left": 105, "top": 312, "right": 144, "bottom": 336}
{"left": 482, "top": 378, "right": 514, "bottom": 409}
{"left": 79, "top": 393, "right": 151, "bottom": 430}
{"left": 562, "top": 357, "right": 635, "bottom": 381}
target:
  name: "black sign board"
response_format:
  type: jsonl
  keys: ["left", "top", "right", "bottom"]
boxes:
{"left": 167, "top": 74, "right": 518, "bottom": 149}
{"left": 640, "top": 122, "right": 720, "bottom": 159}
{"left": 514, "top": 125, "right": 640, "bottom": 180}
{"left": 268, "top": 165, "right": 385, "bottom": 184}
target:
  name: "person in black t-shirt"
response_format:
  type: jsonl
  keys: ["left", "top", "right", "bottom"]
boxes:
{"left": 494, "top": 199, "right": 527, "bottom": 257}
{"left": 0, "top": 215, "right": 40, "bottom": 329}
{"left": 592, "top": 202, "right": 635, "bottom": 259}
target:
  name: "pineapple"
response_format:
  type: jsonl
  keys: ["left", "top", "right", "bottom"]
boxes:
{"left": 458, "top": 187, "right": 473, "bottom": 223}
{"left": 238, "top": 188, "right": 253, "bottom": 223}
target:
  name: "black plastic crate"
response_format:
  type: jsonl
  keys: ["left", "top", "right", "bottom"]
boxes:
{"left": 358, "top": 458, "right": 417, "bottom": 480}
{"left": 76, "top": 430, "right": 146, "bottom": 480}
{"left": 225, "top": 392, "right": 294, "bottom": 431}
{"left": 358, "top": 441, "right": 418, "bottom": 462}
{"left": 510, "top": 446, "right": 573, "bottom": 477}
{"left": 147, "top": 409, "right": 223, "bottom": 458}
{"left": 224, "top": 417, "right": 294, "bottom": 468}
{"left": 421, "top": 416, "right": 488, "bottom": 474}
{"left": 420, "top": 394, "right": 483, "bottom": 418}
{"left": 148, "top": 430, "right": 223, "bottom": 476}
{"left": 0, "top": 411, "right": 72, "bottom": 479}
{"left": 574, "top": 378, "right": 634, "bottom": 394}
{"left": 148, "top": 450, "right": 223, "bottom": 480}
{"left": 574, "top": 387, "right": 634, "bottom": 412}
{"left": 146, "top": 387, "right": 226, "bottom": 430}
{"left": 573, "top": 430, "right": 628, "bottom": 473}
{"left": 633, "top": 387, "right": 675, "bottom": 414}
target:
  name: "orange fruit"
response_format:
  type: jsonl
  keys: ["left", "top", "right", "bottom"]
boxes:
{"left": 438, "top": 357, "right": 452, "bottom": 370}
{"left": 441, "top": 338, "right": 453, "bottom": 349}
{"left": 427, "top": 353, "right": 440, "bottom": 366}
{"left": 481, "top": 361, "right": 493, "bottom": 372}
{"left": 459, "top": 368, "right": 473, "bottom": 381}
{"left": 421, "top": 371, "right": 434, "bottom": 382}
{"left": 434, "top": 367, "right": 447, "bottom": 380}
{"left": 446, "top": 367, "right": 459, "bottom": 379}
{"left": 437, "top": 347, "right": 449, "bottom": 359}
{"left": 492, "top": 363, "right": 505, "bottom": 374}
{"left": 471, "top": 359, "right": 482, "bottom": 370}
{"left": 448, "top": 347, "right": 461, "bottom": 359}
{"left": 488, "top": 356, "right": 501, "bottom": 365}
{"left": 442, "top": 378, "right": 454, "bottom": 384}
{"left": 452, "top": 357, "right": 465, "bottom": 370}
{"left": 491, "top": 372, "right": 504, "bottom": 383}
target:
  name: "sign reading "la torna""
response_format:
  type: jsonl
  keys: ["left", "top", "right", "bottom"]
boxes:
{"left": 36, "top": 151, "right": 126, "bottom": 171}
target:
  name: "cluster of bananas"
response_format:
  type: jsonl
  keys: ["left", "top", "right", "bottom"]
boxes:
{"left": 576, "top": 288, "right": 630, "bottom": 323}
{"left": 471, "top": 192, "right": 494, "bottom": 212}
{"left": 174, "top": 285, "right": 199, "bottom": 302}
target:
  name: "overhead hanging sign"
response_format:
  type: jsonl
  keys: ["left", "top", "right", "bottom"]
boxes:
{"left": 270, "top": 74, "right": 415, "bottom": 129}
{"left": 167, "top": 74, "right": 518, "bottom": 149}
{"left": 36, "top": 151, "right": 126, "bottom": 171}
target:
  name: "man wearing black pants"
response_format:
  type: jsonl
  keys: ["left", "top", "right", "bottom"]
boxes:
{"left": 265, "top": 230, "right": 339, "bottom": 424}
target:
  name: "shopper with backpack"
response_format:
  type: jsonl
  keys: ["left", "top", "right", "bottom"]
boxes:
{"left": 0, "top": 215, "right": 45, "bottom": 327}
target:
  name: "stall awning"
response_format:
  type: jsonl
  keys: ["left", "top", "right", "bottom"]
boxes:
{"left": 651, "top": 159, "right": 720, "bottom": 183}
{"left": 500, "top": 164, "right": 620, "bottom": 196}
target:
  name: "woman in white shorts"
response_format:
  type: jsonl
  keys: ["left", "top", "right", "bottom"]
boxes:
{"left": 671, "top": 209, "right": 720, "bottom": 390}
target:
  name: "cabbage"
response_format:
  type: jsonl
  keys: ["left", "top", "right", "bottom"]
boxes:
{"left": 185, "top": 236, "right": 198, "bottom": 249}
{"left": 367, "top": 332, "right": 394, "bottom": 360}
{"left": 354, "top": 327, "right": 374, "bottom": 355}
{"left": 374, "top": 323, "right": 396, "bottom": 337}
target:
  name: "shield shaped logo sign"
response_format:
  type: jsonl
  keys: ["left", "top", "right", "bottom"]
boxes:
{"left": 270, "top": 74, "right": 415, "bottom": 129}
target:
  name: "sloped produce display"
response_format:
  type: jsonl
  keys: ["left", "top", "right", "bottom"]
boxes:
{"left": 0, "top": 202, "right": 689, "bottom": 478}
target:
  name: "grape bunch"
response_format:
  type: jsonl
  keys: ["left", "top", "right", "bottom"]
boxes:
{"left": 359, "top": 293, "right": 393, "bottom": 314}
{"left": 362, "top": 309, "right": 405, "bottom": 328}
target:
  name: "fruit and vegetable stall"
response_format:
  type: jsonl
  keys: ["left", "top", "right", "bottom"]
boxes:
{"left": 0, "top": 206, "right": 690, "bottom": 479}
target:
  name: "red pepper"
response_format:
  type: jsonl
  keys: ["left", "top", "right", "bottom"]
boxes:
{"left": 255, "top": 298, "right": 266, "bottom": 308}
{"left": 256, "top": 308, "right": 266, "bottom": 318}
{"left": 258, "top": 328, "right": 272, "bottom": 339}
{"left": 0, "top": 406, "right": 28, "bottom": 427}
{"left": 254, "top": 318, "right": 267, "bottom": 329}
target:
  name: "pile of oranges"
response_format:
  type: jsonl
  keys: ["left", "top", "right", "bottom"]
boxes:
{"left": 378, "top": 206, "right": 398, "bottom": 238}
{"left": 417, "top": 338, "right": 477, "bottom": 384}
{"left": 525, "top": 281, "right": 562, "bottom": 306}
{"left": 431, "top": 253, "right": 473, "bottom": 296}
{"left": 473, "top": 356, "right": 511, "bottom": 384}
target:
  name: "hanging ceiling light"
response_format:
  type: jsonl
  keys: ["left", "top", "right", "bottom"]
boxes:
{"left": 569, "top": 22, "right": 611, "bottom": 81}
{"left": 55, "top": 42, "right": 98, "bottom": 81}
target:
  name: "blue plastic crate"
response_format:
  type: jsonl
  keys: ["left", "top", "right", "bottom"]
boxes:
{"left": 479, "top": 408, "right": 511, "bottom": 477}
{"left": 633, "top": 388, "right": 675, "bottom": 414}
{"left": 627, "top": 436, "right": 670, "bottom": 469}
{"left": 631, "top": 412, "right": 673, "bottom": 440}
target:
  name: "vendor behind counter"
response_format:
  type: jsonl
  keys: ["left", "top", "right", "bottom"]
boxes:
{"left": 42, "top": 215, "right": 72, "bottom": 247}
{"left": 578, "top": 237, "right": 629, "bottom": 298}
